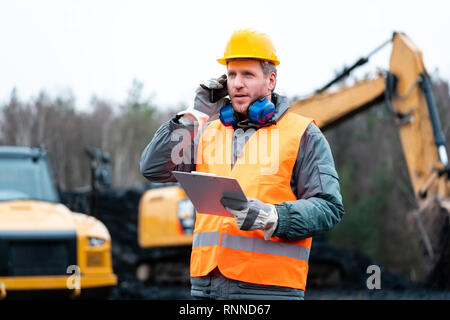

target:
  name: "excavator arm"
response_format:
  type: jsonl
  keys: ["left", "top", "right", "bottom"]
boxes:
{"left": 290, "top": 32, "right": 450, "bottom": 265}
{"left": 290, "top": 75, "right": 386, "bottom": 130}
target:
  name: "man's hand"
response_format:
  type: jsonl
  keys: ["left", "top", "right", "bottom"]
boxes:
{"left": 177, "top": 75, "right": 228, "bottom": 129}
{"left": 193, "top": 74, "right": 228, "bottom": 116}
{"left": 220, "top": 197, "right": 278, "bottom": 240}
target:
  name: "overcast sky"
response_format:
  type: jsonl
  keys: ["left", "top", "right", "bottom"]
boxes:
{"left": 1, "top": 0, "right": 449, "bottom": 112}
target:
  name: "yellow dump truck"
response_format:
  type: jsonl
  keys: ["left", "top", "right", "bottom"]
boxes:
{"left": 0, "top": 146, "right": 117, "bottom": 299}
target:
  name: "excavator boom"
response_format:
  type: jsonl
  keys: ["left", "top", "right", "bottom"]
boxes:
{"left": 290, "top": 32, "right": 449, "bottom": 203}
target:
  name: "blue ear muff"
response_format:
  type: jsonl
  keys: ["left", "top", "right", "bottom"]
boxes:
{"left": 219, "top": 102, "right": 238, "bottom": 127}
{"left": 248, "top": 97, "right": 275, "bottom": 124}
{"left": 219, "top": 97, "right": 275, "bottom": 127}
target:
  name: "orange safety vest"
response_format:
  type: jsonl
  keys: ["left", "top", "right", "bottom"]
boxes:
{"left": 191, "top": 111, "right": 313, "bottom": 290}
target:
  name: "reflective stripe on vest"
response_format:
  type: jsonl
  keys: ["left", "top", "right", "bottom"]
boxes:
{"left": 193, "top": 231, "right": 220, "bottom": 247}
{"left": 221, "top": 234, "right": 310, "bottom": 262}
{"left": 193, "top": 232, "right": 310, "bottom": 262}
{"left": 192, "top": 111, "right": 314, "bottom": 290}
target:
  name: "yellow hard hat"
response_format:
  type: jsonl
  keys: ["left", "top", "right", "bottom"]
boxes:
{"left": 217, "top": 29, "right": 280, "bottom": 66}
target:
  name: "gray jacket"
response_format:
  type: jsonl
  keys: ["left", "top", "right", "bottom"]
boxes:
{"left": 140, "top": 93, "right": 345, "bottom": 299}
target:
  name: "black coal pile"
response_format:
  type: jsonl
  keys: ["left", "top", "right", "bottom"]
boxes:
{"left": 308, "top": 237, "right": 417, "bottom": 291}
{"left": 61, "top": 185, "right": 146, "bottom": 277}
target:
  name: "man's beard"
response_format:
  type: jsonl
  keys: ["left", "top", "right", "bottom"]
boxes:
{"left": 232, "top": 101, "right": 250, "bottom": 114}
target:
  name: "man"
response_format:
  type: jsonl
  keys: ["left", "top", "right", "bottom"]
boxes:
{"left": 140, "top": 29, "right": 344, "bottom": 300}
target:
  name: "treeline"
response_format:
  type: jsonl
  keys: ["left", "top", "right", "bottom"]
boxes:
{"left": 0, "top": 80, "right": 182, "bottom": 189}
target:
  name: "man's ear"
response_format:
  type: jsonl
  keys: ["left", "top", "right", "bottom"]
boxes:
{"left": 268, "top": 72, "right": 276, "bottom": 92}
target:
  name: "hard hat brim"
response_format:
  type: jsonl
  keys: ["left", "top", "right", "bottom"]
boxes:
{"left": 217, "top": 56, "right": 280, "bottom": 66}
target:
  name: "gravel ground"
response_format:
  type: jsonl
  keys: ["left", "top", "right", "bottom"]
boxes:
{"left": 109, "top": 281, "right": 194, "bottom": 300}
{"left": 305, "top": 288, "right": 450, "bottom": 300}
{"left": 109, "top": 281, "right": 450, "bottom": 300}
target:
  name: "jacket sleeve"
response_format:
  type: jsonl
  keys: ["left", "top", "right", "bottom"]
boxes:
{"left": 140, "top": 115, "right": 196, "bottom": 183}
{"left": 273, "top": 122, "right": 345, "bottom": 241}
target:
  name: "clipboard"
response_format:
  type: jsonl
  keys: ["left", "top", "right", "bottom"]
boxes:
{"left": 172, "top": 171, "right": 247, "bottom": 217}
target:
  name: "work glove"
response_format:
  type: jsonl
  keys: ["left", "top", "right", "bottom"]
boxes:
{"left": 220, "top": 197, "right": 278, "bottom": 240}
{"left": 177, "top": 75, "right": 228, "bottom": 128}
{"left": 198, "top": 74, "right": 228, "bottom": 106}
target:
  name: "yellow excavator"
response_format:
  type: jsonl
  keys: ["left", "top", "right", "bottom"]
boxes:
{"left": 136, "top": 185, "right": 194, "bottom": 282}
{"left": 0, "top": 146, "right": 117, "bottom": 299}
{"left": 136, "top": 31, "right": 449, "bottom": 284}
{"left": 291, "top": 31, "right": 450, "bottom": 278}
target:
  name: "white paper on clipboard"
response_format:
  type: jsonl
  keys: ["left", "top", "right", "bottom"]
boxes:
{"left": 172, "top": 171, "right": 247, "bottom": 217}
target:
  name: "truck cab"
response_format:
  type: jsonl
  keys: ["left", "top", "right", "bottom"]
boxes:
{"left": 0, "top": 146, "right": 117, "bottom": 299}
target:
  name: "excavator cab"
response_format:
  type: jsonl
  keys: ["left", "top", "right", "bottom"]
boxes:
{"left": 135, "top": 185, "right": 195, "bottom": 283}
